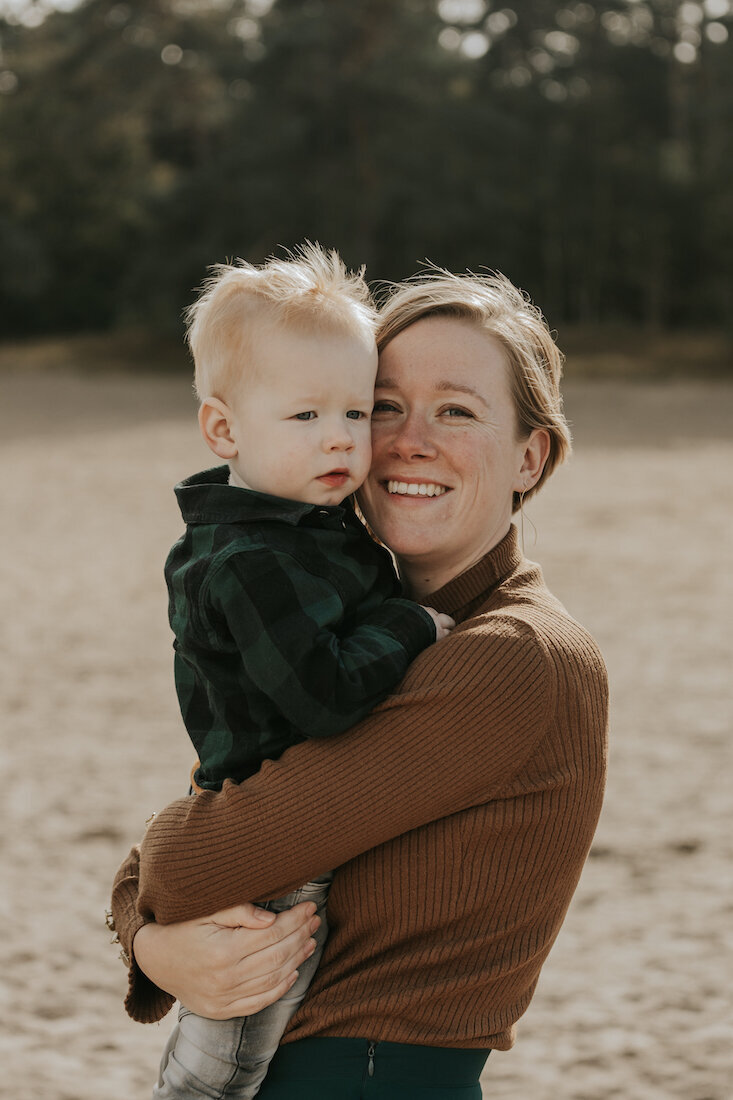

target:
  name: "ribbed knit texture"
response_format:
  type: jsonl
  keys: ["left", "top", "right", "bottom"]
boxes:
{"left": 111, "top": 525, "right": 608, "bottom": 1049}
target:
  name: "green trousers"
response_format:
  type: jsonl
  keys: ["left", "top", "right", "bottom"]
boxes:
{"left": 258, "top": 1036, "right": 491, "bottom": 1099}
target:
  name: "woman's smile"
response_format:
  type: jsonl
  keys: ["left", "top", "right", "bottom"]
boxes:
{"left": 384, "top": 479, "right": 450, "bottom": 497}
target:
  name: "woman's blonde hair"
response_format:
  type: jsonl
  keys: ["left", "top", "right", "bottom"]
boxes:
{"left": 186, "top": 242, "right": 377, "bottom": 400}
{"left": 376, "top": 268, "right": 572, "bottom": 511}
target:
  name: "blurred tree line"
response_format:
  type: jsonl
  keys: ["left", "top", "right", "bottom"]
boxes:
{"left": 0, "top": 0, "right": 731, "bottom": 338}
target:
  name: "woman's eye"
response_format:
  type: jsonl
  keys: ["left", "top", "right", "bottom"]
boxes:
{"left": 293, "top": 411, "right": 317, "bottom": 421}
{"left": 443, "top": 406, "right": 473, "bottom": 418}
{"left": 372, "top": 400, "right": 399, "bottom": 414}
{"left": 346, "top": 409, "right": 367, "bottom": 420}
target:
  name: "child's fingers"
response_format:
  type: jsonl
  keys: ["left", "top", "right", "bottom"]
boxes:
{"left": 421, "top": 606, "right": 455, "bottom": 641}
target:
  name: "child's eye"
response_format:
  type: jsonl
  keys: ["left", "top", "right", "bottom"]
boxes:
{"left": 293, "top": 411, "right": 317, "bottom": 420}
{"left": 346, "top": 409, "right": 368, "bottom": 420}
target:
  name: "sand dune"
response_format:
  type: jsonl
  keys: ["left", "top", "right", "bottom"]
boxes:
{"left": 2, "top": 369, "right": 731, "bottom": 1099}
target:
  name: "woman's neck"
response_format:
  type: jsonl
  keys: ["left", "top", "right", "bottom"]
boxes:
{"left": 399, "top": 556, "right": 473, "bottom": 602}
{"left": 399, "top": 566, "right": 447, "bottom": 603}
{"left": 397, "top": 527, "right": 511, "bottom": 602}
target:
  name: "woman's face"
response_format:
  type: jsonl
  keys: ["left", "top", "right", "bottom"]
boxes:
{"left": 358, "top": 315, "right": 547, "bottom": 597}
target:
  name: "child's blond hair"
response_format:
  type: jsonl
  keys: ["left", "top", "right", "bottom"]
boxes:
{"left": 185, "top": 242, "right": 377, "bottom": 401}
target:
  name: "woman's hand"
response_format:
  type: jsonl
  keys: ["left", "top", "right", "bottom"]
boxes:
{"left": 132, "top": 901, "right": 320, "bottom": 1020}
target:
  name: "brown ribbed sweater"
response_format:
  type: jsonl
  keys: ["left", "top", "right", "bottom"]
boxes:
{"left": 111, "top": 524, "right": 608, "bottom": 1051}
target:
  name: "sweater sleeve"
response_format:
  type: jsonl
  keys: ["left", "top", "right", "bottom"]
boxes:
{"left": 204, "top": 547, "right": 437, "bottom": 739}
{"left": 137, "top": 615, "right": 555, "bottom": 924}
{"left": 111, "top": 846, "right": 176, "bottom": 1024}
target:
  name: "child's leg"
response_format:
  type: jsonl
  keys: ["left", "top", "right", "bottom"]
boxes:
{"left": 153, "top": 875, "right": 331, "bottom": 1100}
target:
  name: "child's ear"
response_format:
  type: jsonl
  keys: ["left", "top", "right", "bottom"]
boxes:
{"left": 198, "top": 398, "right": 238, "bottom": 460}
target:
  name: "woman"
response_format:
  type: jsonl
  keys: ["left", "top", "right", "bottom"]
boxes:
{"left": 111, "top": 269, "right": 608, "bottom": 1098}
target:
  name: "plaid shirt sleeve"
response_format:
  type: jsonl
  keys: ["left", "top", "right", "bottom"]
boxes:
{"left": 202, "top": 545, "right": 436, "bottom": 739}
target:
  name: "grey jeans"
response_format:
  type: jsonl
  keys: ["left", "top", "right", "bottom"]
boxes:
{"left": 153, "top": 874, "right": 332, "bottom": 1099}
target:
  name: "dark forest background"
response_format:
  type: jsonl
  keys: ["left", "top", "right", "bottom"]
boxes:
{"left": 1, "top": 0, "right": 731, "bottom": 351}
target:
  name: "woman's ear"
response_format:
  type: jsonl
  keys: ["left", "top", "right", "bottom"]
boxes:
{"left": 516, "top": 428, "right": 551, "bottom": 492}
{"left": 198, "top": 398, "right": 238, "bottom": 460}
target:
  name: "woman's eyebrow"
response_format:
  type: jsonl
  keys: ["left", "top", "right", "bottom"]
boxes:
{"left": 436, "top": 380, "right": 489, "bottom": 406}
{"left": 374, "top": 378, "right": 488, "bottom": 406}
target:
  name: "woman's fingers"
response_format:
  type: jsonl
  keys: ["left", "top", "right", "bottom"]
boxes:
{"left": 200, "top": 900, "right": 319, "bottom": 966}
{"left": 132, "top": 901, "right": 321, "bottom": 1019}
{"left": 200, "top": 930, "right": 319, "bottom": 1018}
{"left": 189, "top": 901, "right": 321, "bottom": 1017}
{"left": 228, "top": 912, "right": 319, "bottom": 991}
{"left": 216, "top": 970, "right": 302, "bottom": 1019}
{"left": 203, "top": 900, "right": 280, "bottom": 930}
{"left": 218, "top": 933, "right": 319, "bottom": 1018}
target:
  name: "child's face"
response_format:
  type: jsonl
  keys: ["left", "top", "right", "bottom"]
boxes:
{"left": 226, "top": 323, "right": 377, "bottom": 506}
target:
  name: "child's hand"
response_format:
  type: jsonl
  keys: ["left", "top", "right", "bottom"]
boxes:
{"left": 422, "top": 606, "right": 455, "bottom": 641}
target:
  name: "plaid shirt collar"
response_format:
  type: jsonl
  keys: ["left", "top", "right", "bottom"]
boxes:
{"left": 174, "top": 465, "right": 352, "bottom": 529}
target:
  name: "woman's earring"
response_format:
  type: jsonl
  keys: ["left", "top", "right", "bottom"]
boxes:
{"left": 518, "top": 484, "right": 537, "bottom": 552}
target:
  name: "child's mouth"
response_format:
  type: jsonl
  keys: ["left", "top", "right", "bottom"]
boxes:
{"left": 318, "top": 470, "right": 349, "bottom": 487}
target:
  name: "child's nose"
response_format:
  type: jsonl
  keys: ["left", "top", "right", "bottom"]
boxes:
{"left": 324, "top": 422, "right": 355, "bottom": 451}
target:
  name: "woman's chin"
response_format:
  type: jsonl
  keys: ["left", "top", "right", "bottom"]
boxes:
{"left": 366, "top": 485, "right": 452, "bottom": 537}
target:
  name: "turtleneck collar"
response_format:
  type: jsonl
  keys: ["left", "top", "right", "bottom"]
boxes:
{"left": 424, "top": 524, "right": 524, "bottom": 622}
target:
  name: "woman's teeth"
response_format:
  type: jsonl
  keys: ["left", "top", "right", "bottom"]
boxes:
{"left": 386, "top": 481, "right": 447, "bottom": 497}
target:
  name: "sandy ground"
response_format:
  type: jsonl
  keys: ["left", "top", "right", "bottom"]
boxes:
{"left": 1, "top": 368, "right": 731, "bottom": 1100}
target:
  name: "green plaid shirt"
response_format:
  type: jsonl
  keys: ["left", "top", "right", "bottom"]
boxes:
{"left": 166, "top": 466, "right": 436, "bottom": 790}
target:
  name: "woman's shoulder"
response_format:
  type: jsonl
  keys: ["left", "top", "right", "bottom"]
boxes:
{"left": 461, "top": 562, "right": 608, "bottom": 689}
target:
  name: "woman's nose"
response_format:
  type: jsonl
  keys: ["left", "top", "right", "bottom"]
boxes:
{"left": 387, "top": 413, "right": 437, "bottom": 460}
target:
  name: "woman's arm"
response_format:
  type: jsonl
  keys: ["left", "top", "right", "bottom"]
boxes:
{"left": 111, "top": 847, "right": 321, "bottom": 1023}
{"left": 138, "top": 617, "right": 555, "bottom": 924}
{"left": 133, "top": 903, "right": 320, "bottom": 1018}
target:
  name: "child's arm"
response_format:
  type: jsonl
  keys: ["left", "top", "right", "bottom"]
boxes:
{"left": 202, "top": 545, "right": 442, "bottom": 739}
